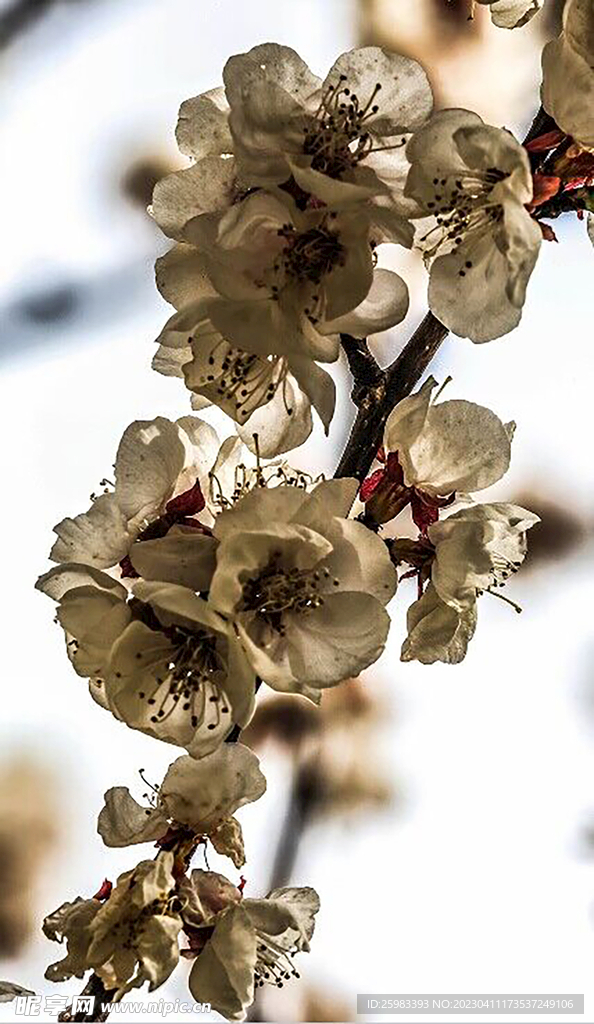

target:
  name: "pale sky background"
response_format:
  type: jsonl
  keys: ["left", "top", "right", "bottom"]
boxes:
{"left": 0, "top": 1, "right": 593, "bottom": 1022}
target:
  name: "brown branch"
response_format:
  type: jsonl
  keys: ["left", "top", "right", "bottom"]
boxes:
{"left": 58, "top": 973, "right": 116, "bottom": 1022}
{"left": 335, "top": 312, "right": 449, "bottom": 482}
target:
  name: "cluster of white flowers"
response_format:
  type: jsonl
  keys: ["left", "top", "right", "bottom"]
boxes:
{"left": 25, "top": 11, "right": 593, "bottom": 1020}
{"left": 361, "top": 377, "right": 539, "bottom": 664}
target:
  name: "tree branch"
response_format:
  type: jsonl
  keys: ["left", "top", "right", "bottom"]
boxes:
{"left": 335, "top": 312, "right": 449, "bottom": 482}
{"left": 58, "top": 973, "right": 116, "bottom": 1022}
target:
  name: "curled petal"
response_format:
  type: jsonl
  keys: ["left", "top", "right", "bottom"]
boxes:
{"left": 322, "top": 268, "right": 409, "bottom": 338}
{"left": 97, "top": 788, "right": 168, "bottom": 848}
{"left": 401, "top": 583, "right": 477, "bottom": 664}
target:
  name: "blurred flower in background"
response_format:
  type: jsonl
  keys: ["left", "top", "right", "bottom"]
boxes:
{"left": 0, "top": 758, "right": 59, "bottom": 958}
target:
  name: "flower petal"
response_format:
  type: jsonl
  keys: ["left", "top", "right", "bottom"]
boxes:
{"left": 114, "top": 418, "right": 187, "bottom": 523}
{"left": 477, "top": 0, "right": 543, "bottom": 28}
{"left": 151, "top": 157, "right": 237, "bottom": 240}
{"left": 49, "top": 494, "right": 132, "bottom": 569}
{"left": 97, "top": 788, "right": 168, "bottom": 848}
{"left": 188, "top": 905, "right": 256, "bottom": 1021}
{"left": 160, "top": 744, "right": 266, "bottom": 831}
{"left": 401, "top": 583, "right": 477, "bottom": 664}
{"left": 36, "top": 563, "right": 128, "bottom": 602}
{"left": 175, "top": 87, "right": 232, "bottom": 159}
{"left": 405, "top": 399, "right": 512, "bottom": 494}
{"left": 128, "top": 529, "right": 217, "bottom": 592}
{"left": 322, "top": 268, "right": 409, "bottom": 337}
{"left": 155, "top": 244, "right": 217, "bottom": 311}
{"left": 324, "top": 49, "right": 433, "bottom": 135}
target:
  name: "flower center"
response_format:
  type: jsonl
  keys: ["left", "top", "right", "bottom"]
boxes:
{"left": 272, "top": 223, "right": 345, "bottom": 292}
{"left": 303, "top": 75, "right": 382, "bottom": 178}
{"left": 254, "top": 933, "right": 301, "bottom": 989}
{"left": 133, "top": 622, "right": 231, "bottom": 732}
{"left": 484, "top": 551, "right": 524, "bottom": 589}
{"left": 419, "top": 167, "right": 508, "bottom": 272}
{"left": 199, "top": 340, "right": 288, "bottom": 423}
{"left": 240, "top": 561, "right": 338, "bottom": 633}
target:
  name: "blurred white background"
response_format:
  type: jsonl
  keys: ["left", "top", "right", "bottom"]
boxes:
{"left": 0, "top": 1, "right": 593, "bottom": 1021}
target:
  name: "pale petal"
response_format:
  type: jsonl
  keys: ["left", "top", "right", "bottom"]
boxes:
{"left": 563, "top": 0, "right": 594, "bottom": 63}
{"left": 322, "top": 268, "right": 409, "bottom": 338}
{"left": 287, "top": 156, "right": 385, "bottom": 207}
{"left": 97, "top": 788, "right": 168, "bottom": 847}
{"left": 384, "top": 376, "right": 436, "bottom": 455}
{"left": 114, "top": 418, "right": 186, "bottom": 522}
{"left": 211, "top": 817, "right": 246, "bottom": 868}
{"left": 188, "top": 905, "right": 256, "bottom": 1020}
{"left": 224, "top": 43, "right": 320, "bottom": 110}
{"left": 322, "top": 217, "right": 374, "bottom": 322}
{"left": 57, "top": 586, "right": 132, "bottom": 679}
{"left": 289, "top": 356, "right": 336, "bottom": 434}
{"left": 245, "top": 886, "right": 319, "bottom": 948}
{"left": 43, "top": 899, "right": 100, "bottom": 983}
{"left": 401, "top": 583, "right": 477, "bottom": 664}
{"left": 131, "top": 914, "right": 181, "bottom": 994}
{"left": 160, "top": 744, "right": 266, "bottom": 831}
{"left": 477, "top": 0, "right": 543, "bottom": 28}
{"left": 176, "top": 414, "right": 221, "bottom": 483}
{"left": 155, "top": 244, "right": 216, "bottom": 310}
{"left": 282, "top": 591, "right": 391, "bottom": 686}
{"left": 542, "top": 39, "right": 594, "bottom": 149}
{"left": 36, "top": 563, "right": 128, "bottom": 601}
{"left": 129, "top": 529, "right": 217, "bottom": 592}
{"left": 318, "top": 518, "right": 397, "bottom": 603}
{"left": 151, "top": 157, "right": 237, "bottom": 240}
{"left": 237, "top": 378, "right": 313, "bottom": 458}
{"left": 427, "top": 205, "right": 540, "bottom": 343}
{"left": 405, "top": 400, "right": 512, "bottom": 494}
{"left": 50, "top": 494, "right": 132, "bottom": 569}
{"left": 324, "top": 49, "right": 433, "bottom": 135}
{"left": 296, "top": 477, "right": 360, "bottom": 525}
{"left": 131, "top": 580, "right": 227, "bottom": 634}
{"left": 176, "top": 87, "right": 232, "bottom": 159}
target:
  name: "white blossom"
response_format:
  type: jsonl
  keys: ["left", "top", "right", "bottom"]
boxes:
{"left": 542, "top": 0, "right": 594, "bottom": 151}
{"left": 222, "top": 44, "right": 432, "bottom": 202}
{"left": 44, "top": 853, "right": 182, "bottom": 999}
{"left": 36, "top": 571, "right": 257, "bottom": 757}
{"left": 45, "top": 416, "right": 221, "bottom": 579}
{"left": 428, "top": 502, "right": 539, "bottom": 611}
{"left": 183, "top": 869, "right": 319, "bottom": 1021}
{"left": 171, "top": 189, "right": 409, "bottom": 360}
{"left": 405, "top": 109, "right": 542, "bottom": 342}
{"left": 208, "top": 479, "right": 397, "bottom": 699}
{"left": 399, "top": 503, "right": 538, "bottom": 664}
{"left": 98, "top": 744, "right": 266, "bottom": 868}
{"left": 475, "top": 0, "right": 543, "bottom": 29}
{"left": 153, "top": 276, "right": 336, "bottom": 458}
